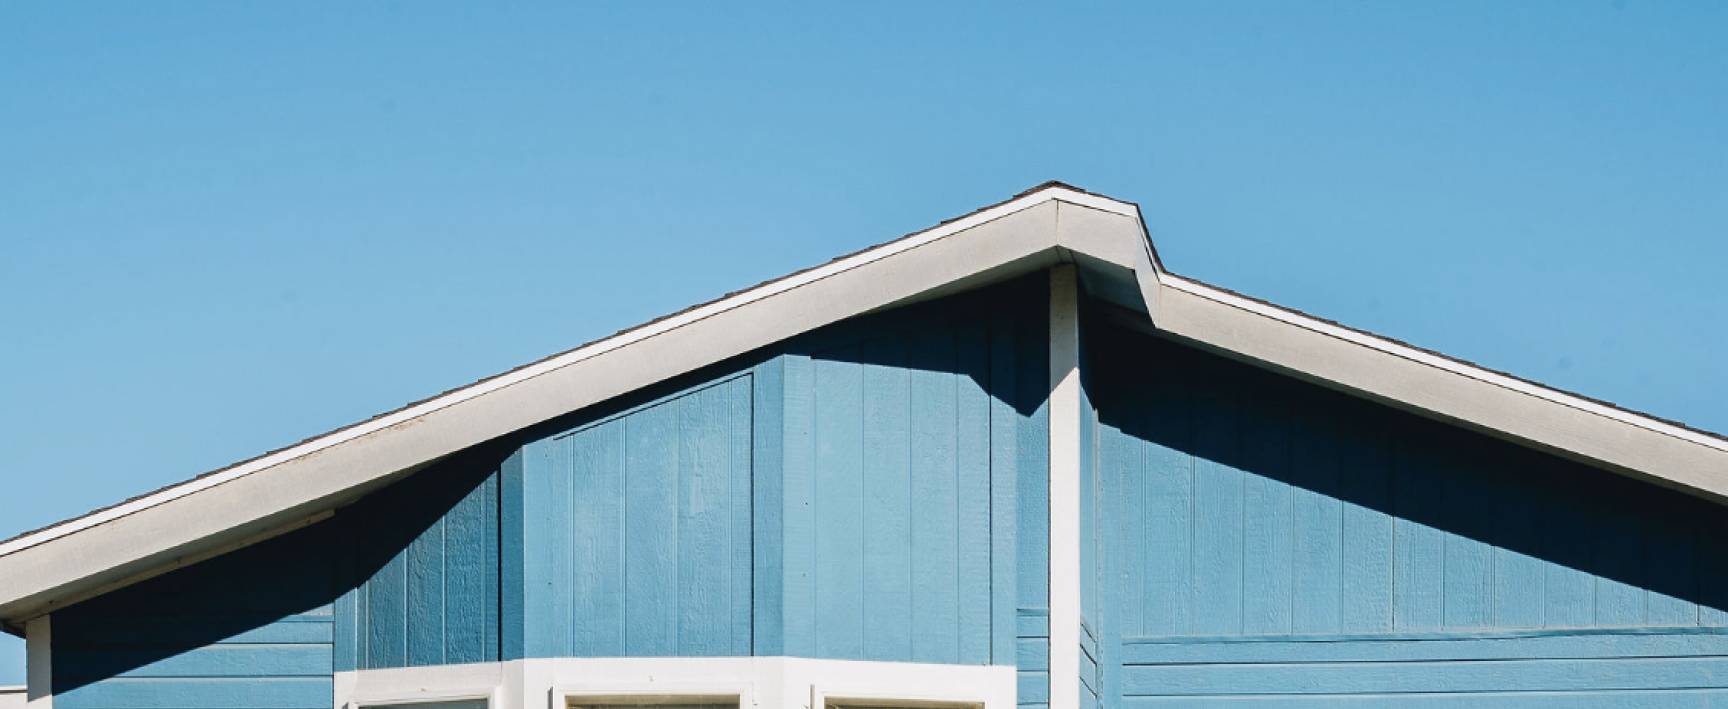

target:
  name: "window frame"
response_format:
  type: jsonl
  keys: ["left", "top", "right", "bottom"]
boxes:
{"left": 555, "top": 683, "right": 752, "bottom": 709}
{"left": 347, "top": 687, "right": 500, "bottom": 709}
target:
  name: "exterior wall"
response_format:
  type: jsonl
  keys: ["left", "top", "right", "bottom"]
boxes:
{"left": 38, "top": 274, "right": 1043, "bottom": 707}
{"left": 509, "top": 374, "right": 755, "bottom": 659}
{"left": 1012, "top": 282, "right": 1052, "bottom": 709}
{"left": 768, "top": 280, "right": 1047, "bottom": 671}
{"left": 52, "top": 520, "right": 340, "bottom": 709}
{"left": 338, "top": 450, "right": 502, "bottom": 670}
{"left": 1089, "top": 317, "right": 1728, "bottom": 707}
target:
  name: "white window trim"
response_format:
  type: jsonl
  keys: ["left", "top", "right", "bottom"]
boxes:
{"left": 556, "top": 683, "right": 751, "bottom": 709}
{"left": 337, "top": 662, "right": 505, "bottom": 709}
{"left": 795, "top": 659, "right": 1013, "bottom": 709}
{"left": 815, "top": 686, "right": 987, "bottom": 709}
{"left": 347, "top": 688, "right": 500, "bottom": 709}
{"left": 336, "top": 657, "right": 1013, "bottom": 709}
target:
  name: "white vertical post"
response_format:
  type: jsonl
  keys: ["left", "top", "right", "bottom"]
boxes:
{"left": 1047, "top": 265, "right": 1081, "bottom": 709}
{"left": 26, "top": 615, "right": 50, "bottom": 709}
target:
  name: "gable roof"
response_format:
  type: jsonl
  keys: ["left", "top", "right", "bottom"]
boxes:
{"left": 2, "top": 182, "right": 1724, "bottom": 628}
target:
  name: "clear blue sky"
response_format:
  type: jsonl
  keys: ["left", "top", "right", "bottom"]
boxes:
{"left": 2, "top": 1, "right": 1724, "bottom": 683}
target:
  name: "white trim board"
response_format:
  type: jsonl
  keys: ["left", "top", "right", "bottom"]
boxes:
{"left": 1045, "top": 266, "right": 1082, "bottom": 709}
{"left": 3, "top": 181, "right": 1726, "bottom": 623}
{"left": 24, "top": 616, "right": 48, "bottom": 709}
{"left": 336, "top": 658, "right": 1015, "bottom": 709}
{"left": 1160, "top": 273, "right": 1728, "bottom": 455}
{"left": 0, "top": 186, "right": 1130, "bottom": 564}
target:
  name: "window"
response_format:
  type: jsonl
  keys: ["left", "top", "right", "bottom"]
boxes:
{"left": 561, "top": 692, "right": 743, "bottom": 709}
{"left": 568, "top": 698, "right": 738, "bottom": 709}
{"left": 364, "top": 703, "right": 488, "bottom": 709}
{"left": 349, "top": 690, "right": 496, "bottom": 709}
{"left": 826, "top": 701, "right": 983, "bottom": 709}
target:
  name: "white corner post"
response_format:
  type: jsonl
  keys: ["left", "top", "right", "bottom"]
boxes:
{"left": 26, "top": 615, "right": 50, "bottom": 709}
{"left": 1047, "top": 265, "right": 1081, "bottom": 709}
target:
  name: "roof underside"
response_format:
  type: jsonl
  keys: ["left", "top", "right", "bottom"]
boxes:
{"left": 2, "top": 181, "right": 1724, "bottom": 628}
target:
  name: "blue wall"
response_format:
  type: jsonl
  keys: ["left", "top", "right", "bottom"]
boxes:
{"left": 489, "top": 274, "right": 1051, "bottom": 666}
{"left": 51, "top": 276, "right": 1051, "bottom": 706}
{"left": 769, "top": 280, "right": 1047, "bottom": 669}
{"left": 53, "top": 519, "right": 339, "bottom": 709}
{"left": 54, "top": 274, "right": 1728, "bottom": 709}
{"left": 1089, "top": 316, "right": 1728, "bottom": 707}
{"left": 337, "top": 449, "right": 501, "bottom": 670}
{"left": 509, "top": 374, "right": 755, "bottom": 659}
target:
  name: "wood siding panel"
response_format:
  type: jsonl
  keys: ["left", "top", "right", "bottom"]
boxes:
{"left": 348, "top": 453, "right": 502, "bottom": 669}
{"left": 54, "top": 523, "right": 337, "bottom": 709}
{"left": 1093, "top": 320, "right": 1728, "bottom": 709}
{"left": 779, "top": 279, "right": 1046, "bottom": 668}
{"left": 527, "top": 374, "right": 755, "bottom": 659}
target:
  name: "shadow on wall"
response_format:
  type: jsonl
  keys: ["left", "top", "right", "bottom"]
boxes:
{"left": 50, "top": 447, "right": 505, "bottom": 695}
{"left": 772, "top": 275, "right": 1050, "bottom": 665}
{"left": 1091, "top": 317, "right": 1728, "bottom": 638}
{"left": 47, "top": 273, "right": 1057, "bottom": 695}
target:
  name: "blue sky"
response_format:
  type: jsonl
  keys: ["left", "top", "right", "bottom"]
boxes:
{"left": 1, "top": 1, "right": 1724, "bottom": 683}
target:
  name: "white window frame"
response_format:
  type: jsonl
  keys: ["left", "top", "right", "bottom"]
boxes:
{"left": 555, "top": 683, "right": 751, "bottom": 709}
{"left": 347, "top": 688, "right": 501, "bottom": 709}
{"left": 814, "top": 686, "right": 990, "bottom": 709}
{"left": 338, "top": 663, "right": 505, "bottom": 709}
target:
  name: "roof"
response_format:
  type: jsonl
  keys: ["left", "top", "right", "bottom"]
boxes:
{"left": 1, "top": 182, "right": 1724, "bottom": 627}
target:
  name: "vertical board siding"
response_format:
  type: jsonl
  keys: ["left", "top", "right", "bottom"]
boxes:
{"left": 520, "top": 374, "right": 755, "bottom": 659}
{"left": 54, "top": 521, "right": 337, "bottom": 709}
{"left": 779, "top": 277, "right": 1047, "bottom": 670}
{"left": 1016, "top": 283, "right": 1052, "bottom": 708}
{"left": 1096, "top": 325, "right": 1728, "bottom": 641}
{"left": 53, "top": 276, "right": 1049, "bottom": 702}
{"left": 1093, "top": 320, "right": 1728, "bottom": 708}
{"left": 346, "top": 453, "right": 501, "bottom": 670}
{"left": 786, "top": 325, "right": 989, "bottom": 664}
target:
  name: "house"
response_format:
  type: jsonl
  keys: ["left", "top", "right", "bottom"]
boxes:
{"left": 2, "top": 182, "right": 1726, "bottom": 709}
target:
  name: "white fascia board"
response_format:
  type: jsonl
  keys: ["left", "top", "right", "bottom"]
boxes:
{"left": 4, "top": 179, "right": 1724, "bottom": 621}
{"left": 1161, "top": 274, "right": 1728, "bottom": 455}
{"left": 1055, "top": 195, "right": 1728, "bottom": 492}
{"left": 1147, "top": 274, "right": 1728, "bottom": 498}
{"left": 0, "top": 185, "right": 1128, "bottom": 622}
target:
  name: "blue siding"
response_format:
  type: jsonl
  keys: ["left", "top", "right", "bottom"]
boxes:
{"left": 1014, "top": 284, "right": 1051, "bottom": 708}
{"left": 1092, "top": 320, "right": 1728, "bottom": 708}
{"left": 340, "top": 450, "right": 501, "bottom": 670}
{"left": 776, "top": 278, "right": 1046, "bottom": 667}
{"left": 1122, "top": 631, "right": 1728, "bottom": 706}
{"left": 54, "top": 521, "right": 338, "bottom": 709}
{"left": 50, "top": 275, "right": 1050, "bottom": 706}
{"left": 518, "top": 374, "right": 755, "bottom": 658}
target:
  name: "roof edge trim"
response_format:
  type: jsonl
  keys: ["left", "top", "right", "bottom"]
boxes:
{"left": 0, "top": 183, "right": 1135, "bottom": 562}
{"left": 1159, "top": 273, "right": 1728, "bottom": 454}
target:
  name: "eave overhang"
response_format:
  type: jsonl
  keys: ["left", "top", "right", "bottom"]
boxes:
{"left": 1, "top": 182, "right": 1723, "bottom": 628}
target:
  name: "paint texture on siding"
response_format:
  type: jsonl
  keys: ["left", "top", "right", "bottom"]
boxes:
{"left": 1090, "top": 319, "right": 1728, "bottom": 707}
{"left": 53, "top": 521, "right": 338, "bottom": 709}
{"left": 517, "top": 374, "right": 754, "bottom": 658}
{"left": 775, "top": 277, "right": 1048, "bottom": 672}
{"left": 339, "top": 451, "right": 501, "bottom": 670}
